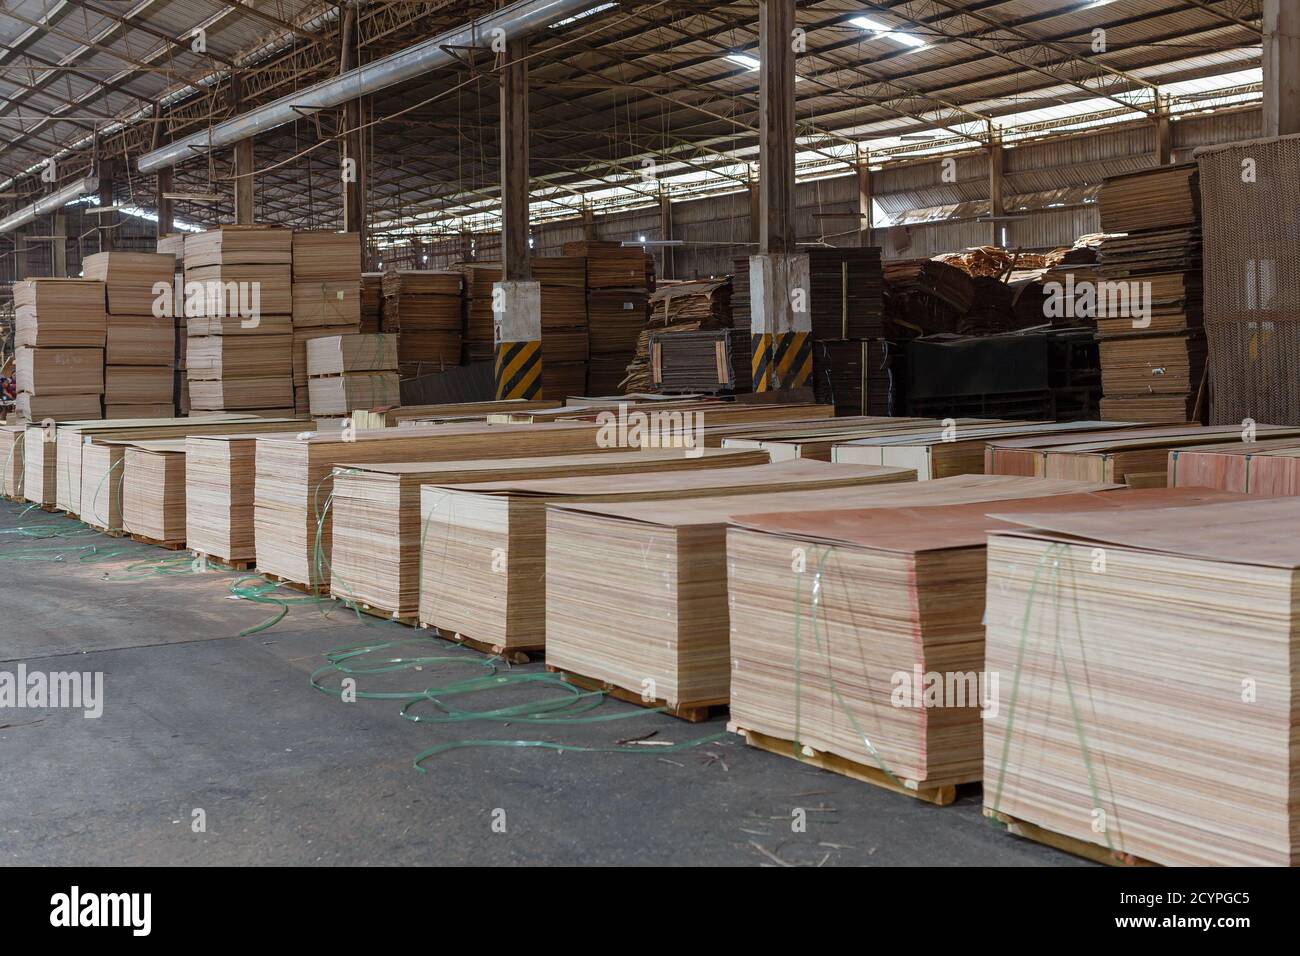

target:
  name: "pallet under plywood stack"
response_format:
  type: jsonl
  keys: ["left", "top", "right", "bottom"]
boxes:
{"left": 983, "top": 495, "right": 1299, "bottom": 865}
{"left": 184, "top": 226, "right": 294, "bottom": 415}
{"left": 83, "top": 252, "right": 177, "bottom": 418}
{"left": 1095, "top": 163, "right": 1206, "bottom": 422}
{"left": 12, "top": 278, "right": 106, "bottom": 421}
{"left": 291, "top": 231, "right": 363, "bottom": 416}
{"left": 306, "top": 333, "right": 399, "bottom": 417}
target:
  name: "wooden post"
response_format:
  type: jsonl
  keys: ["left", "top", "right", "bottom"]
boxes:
{"left": 987, "top": 130, "right": 1005, "bottom": 247}
{"left": 52, "top": 213, "right": 67, "bottom": 276}
{"left": 856, "top": 147, "right": 874, "bottom": 248}
{"left": 339, "top": 2, "right": 365, "bottom": 240}
{"left": 500, "top": 37, "right": 530, "bottom": 282}
{"left": 97, "top": 158, "right": 117, "bottom": 252}
{"left": 1154, "top": 92, "right": 1172, "bottom": 165}
{"left": 1264, "top": 0, "right": 1300, "bottom": 137}
{"left": 758, "top": 0, "right": 796, "bottom": 254}
{"left": 659, "top": 189, "right": 674, "bottom": 280}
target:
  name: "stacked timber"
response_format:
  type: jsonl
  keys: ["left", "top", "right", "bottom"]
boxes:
{"left": 546, "top": 474, "right": 1111, "bottom": 718}
{"left": 728, "top": 486, "right": 1231, "bottom": 796}
{"left": 20, "top": 421, "right": 60, "bottom": 507}
{"left": 122, "top": 439, "right": 188, "bottom": 545}
{"left": 360, "top": 273, "right": 384, "bottom": 334}
{"left": 732, "top": 248, "right": 884, "bottom": 338}
{"left": 252, "top": 421, "right": 613, "bottom": 588}
{"left": 352, "top": 399, "right": 560, "bottom": 429}
{"left": 1095, "top": 163, "right": 1205, "bottom": 422}
{"left": 984, "top": 422, "right": 1300, "bottom": 484}
{"left": 292, "top": 231, "right": 363, "bottom": 415}
{"left": 983, "top": 495, "right": 1298, "bottom": 866}
{"left": 332, "top": 446, "right": 768, "bottom": 618}
{"left": 570, "top": 245, "right": 652, "bottom": 395}
{"left": 80, "top": 440, "right": 129, "bottom": 531}
{"left": 12, "top": 278, "right": 106, "bottom": 421}
{"left": 184, "top": 421, "right": 314, "bottom": 565}
{"left": 156, "top": 233, "right": 186, "bottom": 264}
{"left": 881, "top": 258, "right": 975, "bottom": 335}
{"left": 424, "top": 459, "right": 912, "bottom": 654}
{"left": 458, "top": 263, "right": 499, "bottom": 363}
{"left": 532, "top": 257, "right": 590, "bottom": 400}
{"left": 561, "top": 240, "right": 652, "bottom": 289}
{"left": 0, "top": 424, "right": 25, "bottom": 499}
{"left": 719, "top": 416, "right": 991, "bottom": 462}
{"left": 1167, "top": 436, "right": 1300, "bottom": 495}
{"left": 626, "top": 279, "right": 732, "bottom": 392}
{"left": 380, "top": 269, "right": 463, "bottom": 376}
{"left": 185, "top": 226, "right": 294, "bottom": 415}
{"left": 649, "top": 328, "right": 750, "bottom": 394}
{"left": 306, "top": 333, "right": 399, "bottom": 417}
{"left": 811, "top": 338, "right": 903, "bottom": 416}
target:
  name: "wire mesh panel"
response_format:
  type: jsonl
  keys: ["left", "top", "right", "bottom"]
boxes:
{"left": 1196, "top": 134, "right": 1300, "bottom": 425}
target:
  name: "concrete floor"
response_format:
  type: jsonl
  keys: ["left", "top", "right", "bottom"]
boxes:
{"left": 0, "top": 499, "right": 1083, "bottom": 866}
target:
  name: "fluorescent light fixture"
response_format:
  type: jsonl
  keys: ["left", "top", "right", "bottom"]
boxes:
{"left": 850, "top": 15, "right": 928, "bottom": 49}
{"left": 550, "top": 2, "right": 617, "bottom": 29}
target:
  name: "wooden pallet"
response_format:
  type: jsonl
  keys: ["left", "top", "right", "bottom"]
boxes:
{"left": 546, "top": 665, "right": 726, "bottom": 722}
{"left": 730, "top": 725, "right": 973, "bottom": 806}
{"left": 260, "top": 571, "right": 325, "bottom": 596}
{"left": 346, "top": 600, "right": 418, "bottom": 628}
{"left": 417, "top": 624, "right": 535, "bottom": 664}
{"left": 982, "top": 809, "right": 1161, "bottom": 866}
{"left": 129, "top": 533, "right": 185, "bottom": 551}
{"left": 189, "top": 550, "right": 255, "bottom": 572}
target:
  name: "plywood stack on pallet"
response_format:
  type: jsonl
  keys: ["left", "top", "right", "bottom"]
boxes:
{"left": 253, "top": 421, "right": 612, "bottom": 588}
{"left": 352, "top": 399, "right": 560, "bottom": 429}
{"left": 291, "top": 232, "right": 363, "bottom": 416}
{"left": 983, "top": 495, "right": 1299, "bottom": 865}
{"left": 833, "top": 420, "right": 1137, "bottom": 478}
{"left": 19, "top": 422, "right": 57, "bottom": 507}
{"left": 184, "top": 421, "right": 315, "bottom": 566}
{"left": 720, "top": 416, "right": 994, "bottom": 462}
{"left": 626, "top": 279, "right": 732, "bottom": 392}
{"left": 988, "top": 422, "right": 1300, "bottom": 485}
{"left": 458, "top": 263, "right": 498, "bottom": 363}
{"left": 380, "top": 270, "right": 463, "bottom": 377}
{"left": 306, "top": 333, "right": 398, "bottom": 418}
{"left": 650, "top": 329, "right": 749, "bottom": 394}
{"left": 728, "top": 485, "right": 1232, "bottom": 801}
{"left": 1167, "top": 437, "right": 1300, "bottom": 495}
{"left": 122, "top": 439, "right": 188, "bottom": 545}
{"left": 83, "top": 252, "right": 177, "bottom": 418}
{"left": 333, "top": 446, "right": 767, "bottom": 618}
{"left": 568, "top": 243, "right": 652, "bottom": 396}
{"left": 185, "top": 226, "right": 294, "bottom": 415}
{"left": 156, "top": 233, "right": 186, "bottom": 264}
{"left": 360, "top": 273, "right": 383, "bottom": 334}
{"left": 0, "top": 424, "right": 25, "bottom": 499}
{"left": 1096, "top": 163, "right": 1205, "bottom": 423}
{"left": 80, "top": 439, "right": 129, "bottom": 532}
{"left": 546, "top": 475, "right": 1108, "bottom": 723}
{"left": 424, "top": 459, "right": 910, "bottom": 656}
{"left": 12, "top": 278, "right": 106, "bottom": 421}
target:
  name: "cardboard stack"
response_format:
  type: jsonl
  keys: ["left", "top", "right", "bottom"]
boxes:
{"left": 185, "top": 226, "right": 294, "bottom": 415}
{"left": 306, "top": 333, "right": 399, "bottom": 417}
{"left": 291, "top": 231, "right": 363, "bottom": 415}
{"left": 83, "top": 252, "right": 177, "bottom": 418}
{"left": 12, "top": 278, "right": 106, "bottom": 421}
{"left": 380, "top": 270, "right": 462, "bottom": 376}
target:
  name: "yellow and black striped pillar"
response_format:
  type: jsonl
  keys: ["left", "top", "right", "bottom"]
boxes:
{"left": 494, "top": 338, "right": 543, "bottom": 400}
{"left": 751, "top": 330, "right": 811, "bottom": 392}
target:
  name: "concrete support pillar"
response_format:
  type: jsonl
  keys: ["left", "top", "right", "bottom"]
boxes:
{"left": 988, "top": 131, "right": 1005, "bottom": 247}
{"left": 659, "top": 190, "right": 674, "bottom": 280}
{"left": 749, "top": 0, "right": 809, "bottom": 392}
{"left": 856, "top": 147, "right": 874, "bottom": 248}
{"left": 1264, "top": 0, "right": 1300, "bottom": 137}
{"left": 493, "top": 37, "right": 541, "bottom": 399}
{"left": 156, "top": 168, "right": 174, "bottom": 240}
{"left": 52, "top": 213, "right": 67, "bottom": 276}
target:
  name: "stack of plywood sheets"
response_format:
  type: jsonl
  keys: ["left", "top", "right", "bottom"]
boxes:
{"left": 986, "top": 423, "right": 1229, "bottom": 477}
{"left": 720, "top": 417, "right": 993, "bottom": 461}
{"left": 352, "top": 399, "right": 560, "bottom": 429}
{"left": 586, "top": 290, "right": 648, "bottom": 394}
{"left": 184, "top": 422, "right": 314, "bottom": 565}
{"left": 380, "top": 270, "right": 463, "bottom": 375}
{"left": 122, "top": 439, "right": 188, "bottom": 545}
{"left": 546, "top": 475, "right": 1113, "bottom": 720}
{"left": 562, "top": 240, "right": 651, "bottom": 289}
{"left": 293, "top": 232, "right": 363, "bottom": 414}
{"left": 20, "top": 422, "right": 57, "bottom": 507}
{"left": 728, "top": 486, "right": 1235, "bottom": 798}
{"left": 832, "top": 420, "right": 1137, "bottom": 478}
{"left": 13, "top": 278, "right": 106, "bottom": 421}
{"left": 0, "top": 424, "right": 25, "bottom": 499}
{"left": 983, "top": 495, "right": 1298, "bottom": 865}
{"left": 185, "top": 226, "right": 294, "bottom": 415}
{"left": 253, "top": 421, "right": 612, "bottom": 588}
{"left": 421, "top": 461, "right": 914, "bottom": 656}
{"left": 1004, "top": 423, "right": 1300, "bottom": 484}
{"left": 1167, "top": 437, "right": 1300, "bottom": 495}
{"left": 306, "top": 333, "right": 399, "bottom": 417}
{"left": 332, "top": 446, "right": 769, "bottom": 618}
{"left": 80, "top": 440, "right": 130, "bottom": 532}
{"left": 360, "top": 273, "right": 383, "bottom": 334}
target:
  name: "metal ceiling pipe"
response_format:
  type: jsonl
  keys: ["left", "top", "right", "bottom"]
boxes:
{"left": 136, "top": 0, "right": 599, "bottom": 175}
{"left": 0, "top": 175, "right": 99, "bottom": 236}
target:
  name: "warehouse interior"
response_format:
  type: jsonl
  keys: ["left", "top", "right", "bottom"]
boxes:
{"left": 0, "top": 0, "right": 1297, "bottom": 873}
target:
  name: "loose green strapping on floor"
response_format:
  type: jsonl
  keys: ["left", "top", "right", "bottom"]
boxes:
{"left": 309, "top": 635, "right": 726, "bottom": 773}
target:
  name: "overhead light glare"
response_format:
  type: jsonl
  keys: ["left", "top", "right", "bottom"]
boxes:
{"left": 850, "top": 15, "right": 928, "bottom": 49}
